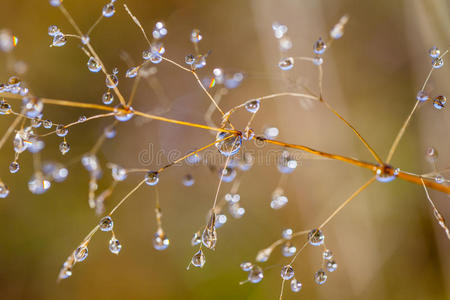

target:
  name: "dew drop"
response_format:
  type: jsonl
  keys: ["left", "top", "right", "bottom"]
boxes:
{"left": 74, "top": 245, "right": 88, "bottom": 262}
{"left": 153, "top": 229, "right": 170, "bottom": 250}
{"left": 87, "top": 57, "right": 101, "bottom": 73}
{"left": 102, "top": 2, "right": 115, "bottom": 17}
{"left": 313, "top": 37, "right": 327, "bottom": 55}
{"left": 277, "top": 151, "right": 297, "bottom": 174}
{"left": 323, "top": 249, "right": 333, "bottom": 260}
{"left": 245, "top": 99, "right": 260, "bottom": 113}
{"left": 106, "top": 74, "right": 119, "bottom": 88}
{"left": 99, "top": 216, "right": 114, "bottom": 232}
{"left": 48, "top": 25, "right": 60, "bottom": 36}
{"left": 256, "top": 247, "right": 272, "bottom": 262}
{"left": 240, "top": 262, "right": 253, "bottom": 272}
{"left": 0, "top": 181, "right": 10, "bottom": 198}
{"left": 102, "top": 91, "right": 114, "bottom": 105}
{"left": 428, "top": 46, "right": 440, "bottom": 58}
{"left": 278, "top": 57, "right": 294, "bottom": 70}
{"left": 191, "top": 231, "right": 201, "bottom": 246}
{"left": 282, "top": 228, "right": 293, "bottom": 240}
{"left": 52, "top": 33, "right": 66, "bottom": 47}
{"left": 145, "top": 171, "right": 159, "bottom": 186}
{"left": 326, "top": 260, "right": 338, "bottom": 272}
{"left": 281, "top": 242, "right": 296, "bottom": 257}
{"left": 416, "top": 90, "right": 429, "bottom": 102}
{"left": 126, "top": 66, "right": 139, "bottom": 78}
{"left": 313, "top": 56, "right": 324, "bottom": 66}
{"left": 290, "top": 278, "right": 302, "bottom": 292}
{"left": 59, "top": 140, "right": 70, "bottom": 155}
{"left": 9, "top": 161, "right": 20, "bottom": 173}
{"left": 56, "top": 125, "right": 68, "bottom": 137}
{"left": 43, "top": 119, "right": 53, "bottom": 129}
{"left": 432, "top": 57, "right": 444, "bottom": 69}
{"left": 111, "top": 165, "right": 127, "bottom": 181}
{"left": 190, "top": 29, "right": 202, "bottom": 43}
{"left": 248, "top": 265, "right": 264, "bottom": 283}
{"left": 28, "top": 173, "right": 51, "bottom": 194}
{"left": 182, "top": 174, "right": 195, "bottom": 186}
{"left": 109, "top": 237, "right": 122, "bottom": 254}
{"left": 308, "top": 229, "right": 325, "bottom": 246}
{"left": 215, "top": 131, "right": 242, "bottom": 157}
{"left": 314, "top": 269, "right": 327, "bottom": 284}
{"left": 433, "top": 95, "right": 446, "bottom": 110}
{"left": 114, "top": 105, "right": 134, "bottom": 122}
{"left": 191, "top": 249, "right": 206, "bottom": 268}
{"left": 281, "top": 265, "right": 295, "bottom": 280}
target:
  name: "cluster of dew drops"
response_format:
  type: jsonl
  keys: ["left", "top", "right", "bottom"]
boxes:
{"left": 0, "top": 0, "right": 447, "bottom": 293}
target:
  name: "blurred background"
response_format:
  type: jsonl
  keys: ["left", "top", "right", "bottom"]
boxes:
{"left": 0, "top": 0, "right": 449, "bottom": 299}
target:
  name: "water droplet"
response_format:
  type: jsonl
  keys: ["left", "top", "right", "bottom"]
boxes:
{"left": 264, "top": 126, "right": 279, "bottom": 139}
{"left": 182, "top": 174, "right": 195, "bottom": 186}
{"left": 290, "top": 278, "right": 302, "bottom": 292}
{"left": 272, "top": 22, "right": 288, "bottom": 39}
{"left": 308, "top": 229, "right": 325, "bottom": 246}
{"left": 215, "top": 131, "right": 242, "bottom": 157}
{"left": 0, "top": 100, "right": 11, "bottom": 114}
{"left": 225, "top": 193, "right": 240, "bottom": 204}
{"left": 435, "top": 175, "right": 445, "bottom": 184}
{"left": 277, "top": 151, "right": 297, "bottom": 174}
{"left": 426, "top": 147, "right": 438, "bottom": 162}
{"left": 22, "top": 96, "right": 43, "bottom": 118}
{"left": 215, "top": 214, "right": 227, "bottom": 228}
{"left": 0, "top": 181, "right": 10, "bottom": 198}
{"left": 49, "top": 0, "right": 62, "bottom": 7}
{"left": 313, "top": 37, "right": 327, "bottom": 55}
{"left": 78, "top": 115, "right": 87, "bottom": 123}
{"left": 282, "top": 228, "right": 293, "bottom": 240}
{"left": 81, "top": 154, "right": 100, "bottom": 173}
{"left": 281, "top": 242, "right": 296, "bottom": 257}
{"left": 43, "top": 119, "right": 53, "bottom": 128}
{"left": 111, "top": 165, "right": 127, "bottom": 181}
{"left": 28, "top": 173, "right": 51, "bottom": 194}
{"left": 281, "top": 265, "right": 295, "bottom": 280}
{"left": 278, "top": 57, "right": 294, "bottom": 70}
{"left": 202, "top": 223, "right": 217, "bottom": 250}
{"left": 59, "top": 140, "right": 70, "bottom": 155}
{"left": 428, "top": 46, "right": 440, "bottom": 58}
{"left": 126, "top": 66, "right": 139, "bottom": 78}
{"left": 153, "top": 229, "right": 170, "bottom": 250}
{"left": 42, "top": 162, "right": 68, "bottom": 182}
{"left": 190, "top": 29, "right": 202, "bottom": 43}
{"left": 145, "top": 171, "right": 159, "bottom": 186}
{"left": 74, "top": 245, "right": 88, "bottom": 262}
{"left": 313, "top": 56, "right": 324, "bottom": 66}
{"left": 256, "top": 247, "right": 272, "bottom": 262}
{"left": 14, "top": 127, "right": 33, "bottom": 153}
{"left": 326, "top": 260, "right": 338, "bottom": 272}
{"left": 245, "top": 99, "right": 260, "bottom": 113}
{"left": 102, "top": 2, "right": 115, "bottom": 17}
{"left": 9, "top": 161, "right": 19, "bottom": 173}
{"left": 323, "top": 249, "right": 333, "bottom": 260}
{"left": 229, "top": 203, "right": 245, "bottom": 219}
{"left": 271, "top": 188, "right": 288, "bottom": 210}
{"left": 191, "top": 249, "right": 206, "bottom": 268}
{"left": 52, "top": 33, "right": 66, "bottom": 47}
{"left": 106, "top": 74, "right": 119, "bottom": 88}
{"left": 102, "top": 91, "right": 114, "bottom": 105}
{"left": 109, "top": 237, "right": 122, "bottom": 254}
{"left": 218, "top": 166, "right": 236, "bottom": 183}
{"left": 314, "top": 269, "right": 327, "bottom": 284}
{"left": 114, "top": 105, "right": 134, "bottom": 122}
{"left": 58, "top": 262, "right": 72, "bottom": 280}
{"left": 48, "top": 25, "right": 60, "bottom": 36}
{"left": 191, "top": 231, "right": 201, "bottom": 246}
{"left": 81, "top": 35, "right": 90, "bottom": 45}
{"left": 248, "top": 265, "right": 264, "bottom": 283}
{"left": 416, "top": 90, "right": 429, "bottom": 102}
{"left": 152, "top": 21, "right": 167, "bottom": 39}
{"left": 0, "top": 29, "right": 15, "bottom": 52}
{"left": 433, "top": 95, "right": 446, "bottom": 110}
{"left": 432, "top": 57, "right": 444, "bottom": 69}
{"left": 56, "top": 125, "right": 68, "bottom": 137}
{"left": 375, "top": 165, "right": 398, "bottom": 183}
{"left": 99, "top": 216, "right": 114, "bottom": 232}
{"left": 185, "top": 54, "right": 195, "bottom": 65}
{"left": 240, "top": 262, "right": 253, "bottom": 271}
{"left": 104, "top": 124, "right": 116, "bottom": 138}
{"left": 87, "top": 57, "right": 102, "bottom": 73}
{"left": 279, "top": 37, "right": 292, "bottom": 51}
